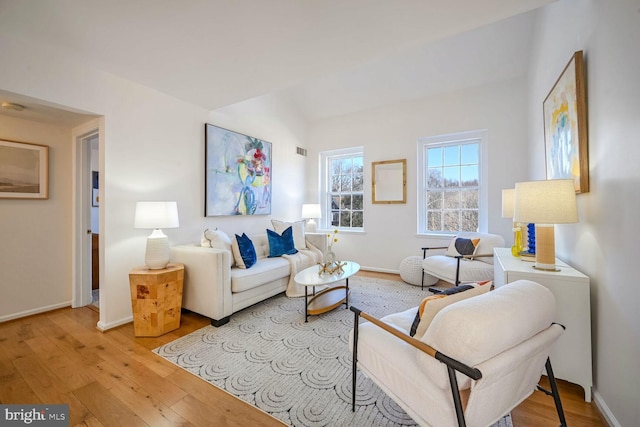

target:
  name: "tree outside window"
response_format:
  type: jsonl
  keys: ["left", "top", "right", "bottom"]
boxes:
{"left": 320, "top": 148, "right": 364, "bottom": 230}
{"left": 418, "top": 131, "right": 486, "bottom": 234}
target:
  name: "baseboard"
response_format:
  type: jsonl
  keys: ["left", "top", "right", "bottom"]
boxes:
{"left": 96, "top": 315, "right": 133, "bottom": 332}
{"left": 593, "top": 388, "right": 620, "bottom": 427}
{"left": 359, "top": 266, "right": 399, "bottom": 275}
{"left": 0, "top": 301, "right": 71, "bottom": 323}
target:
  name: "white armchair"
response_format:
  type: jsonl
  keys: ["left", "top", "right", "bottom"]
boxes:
{"left": 421, "top": 232, "right": 505, "bottom": 291}
{"left": 350, "top": 280, "right": 566, "bottom": 427}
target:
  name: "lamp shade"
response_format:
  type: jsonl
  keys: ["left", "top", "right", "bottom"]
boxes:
{"left": 501, "top": 188, "right": 515, "bottom": 218}
{"left": 301, "top": 204, "right": 322, "bottom": 219}
{"left": 514, "top": 180, "right": 577, "bottom": 224}
{"left": 134, "top": 201, "right": 179, "bottom": 229}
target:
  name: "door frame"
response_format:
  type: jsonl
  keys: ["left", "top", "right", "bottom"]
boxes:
{"left": 71, "top": 118, "right": 103, "bottom": 309}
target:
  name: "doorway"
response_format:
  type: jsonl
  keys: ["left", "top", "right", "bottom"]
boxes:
{"left": 72, "top": 119, "right": 102, "bottom": 314}
{"left": 88, "top": 134, "right": 100, "bottom": 311}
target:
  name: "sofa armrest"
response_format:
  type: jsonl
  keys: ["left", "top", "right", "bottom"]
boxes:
{"left": 170, "top": 244, "right": 232, "bottom": 322}
{"left": 305, "top": 232, "right": 327, "bottom": 255}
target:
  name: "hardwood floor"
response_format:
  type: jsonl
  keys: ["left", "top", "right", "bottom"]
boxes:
{"left": 0, "top": 272, "right": 607, "bottom": 427}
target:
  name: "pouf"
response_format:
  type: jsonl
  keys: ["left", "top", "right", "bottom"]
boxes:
{"left": 400, "top": 256, "right": 437, "bottom": 287}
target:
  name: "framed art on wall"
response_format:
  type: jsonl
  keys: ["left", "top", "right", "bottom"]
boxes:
{"left": 543, "top": 50, "right": 589, "bottom": 193}
{"left": 92, "top": 171, "right": 99, "bottom": 207}
{"left": 204, "top": 124, "right": 272, "bottom": 216}
{"left": 0, "top": 139, "right": 49, "bottom": 199}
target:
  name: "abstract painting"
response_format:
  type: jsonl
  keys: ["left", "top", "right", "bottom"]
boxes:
{"left": 205, "top": 124, "right": 272, "bottom": 216}
{"left": 0, "top": 139, "right": 48, "bottom": 199}
{"left": 543, "top": 50, "right": 589, "bottom": 193}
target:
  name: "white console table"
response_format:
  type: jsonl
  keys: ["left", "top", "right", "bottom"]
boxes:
{"left": 493, "top": 247, "right": 592, "bottom": 402}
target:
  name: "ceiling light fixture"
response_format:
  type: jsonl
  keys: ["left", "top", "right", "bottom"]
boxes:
{"left": 1, "top": 102, "right": 26, "bottom": 112}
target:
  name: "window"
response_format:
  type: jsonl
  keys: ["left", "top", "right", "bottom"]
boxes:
{"left": 417, "top": 130, "right": 487, "bottom": 234}
{"left": 320, "top": 147, "right": 364, "bottom": 230}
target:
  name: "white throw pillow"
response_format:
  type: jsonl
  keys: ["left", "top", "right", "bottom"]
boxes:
{"left": 271, "top": 220, "right": 306, "bottom": 251}
{"left": 201, "top": 228, "right": 233, "bottom": 267}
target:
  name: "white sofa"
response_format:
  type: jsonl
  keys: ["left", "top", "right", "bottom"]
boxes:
{"left": 171, "top": 232, "right": 325, "bottom": 326}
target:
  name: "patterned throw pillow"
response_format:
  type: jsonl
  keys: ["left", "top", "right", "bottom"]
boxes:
{"left": 409, "top": 282, "right": 492, "bottom": 339}
{"left": 267, "top": 226, "right": 298, "bottom": 257}
{"left": 445, "top": 237, "right": 480, "bottom": 258}
{"left": 232, "top": 233, "right": 257, "bottom": 269}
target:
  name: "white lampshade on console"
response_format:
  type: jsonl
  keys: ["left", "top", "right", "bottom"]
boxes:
{"left": 514, "top": 179, "right": 577, "bottom": 271}
{"left": 134, "top": 201, "right": 179, "bottom": 269}
{"left": 501, "top": 188, "right": 515, "bottom": 218}
{"left": 502, "top": 188, "right": 523, "bottom": 256}
{"left": 301, "top": 203, "right": 322, "bottom": 232}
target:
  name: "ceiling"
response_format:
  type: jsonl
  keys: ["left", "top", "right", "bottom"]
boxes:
{"left": 0, "top": 0, "right": 553, "bottom": 124}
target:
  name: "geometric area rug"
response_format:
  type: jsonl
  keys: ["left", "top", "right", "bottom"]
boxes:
{"left": 154, "top": 276, "right": 513, "bottom": 427}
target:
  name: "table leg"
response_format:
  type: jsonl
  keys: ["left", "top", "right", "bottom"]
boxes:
{"left": 305, "top": 286, "right": 308, "bottom": 322}
{"left": 345, "top": 278, "right": 349, "bottom": 309}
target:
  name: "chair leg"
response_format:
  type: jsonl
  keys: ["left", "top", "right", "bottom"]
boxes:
{"left": 446, "top": 365, "right": 467, "bottom": 427}
{"left": 545, "top": 358, "right": 567, "bottom": 427}
{"left": 351, "top": 309, "right": 360, "bottom": 412}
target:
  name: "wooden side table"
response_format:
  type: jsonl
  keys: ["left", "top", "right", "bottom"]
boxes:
{"left": 129, "top": 263, "right": 184, "bottom": 337}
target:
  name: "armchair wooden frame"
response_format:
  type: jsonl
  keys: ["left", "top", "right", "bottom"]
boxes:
{"left": 350, "top": 306, "right": 568, "bottom": 427}
{"left": 421, "top": 246, "right": 495, "bottom": 292}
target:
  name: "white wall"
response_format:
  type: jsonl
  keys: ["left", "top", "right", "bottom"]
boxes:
{"left": 0, "top": 116, "right": 74, "bottom": 319}
{"left": 0, "top": 35, "right": 210, "bottom": 328}
{"left": 0, "top": 36, "right": 310, "bottom": 329}
{"left": 527, "top": 1, "right": 640, "bottom": 425}
{"left": 202, "top": 93, "right": 311, "bottom": 239}
{"left": 306, "top": 77, "right": 530, "bottom": 272}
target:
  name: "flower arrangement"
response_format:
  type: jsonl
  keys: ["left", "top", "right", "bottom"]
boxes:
{"left": 327, "top": 229, "right": 339, "bottom": 252}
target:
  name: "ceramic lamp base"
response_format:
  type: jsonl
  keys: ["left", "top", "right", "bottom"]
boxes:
{"left": 145, "top": 229, "right": 170, "bottom": 270}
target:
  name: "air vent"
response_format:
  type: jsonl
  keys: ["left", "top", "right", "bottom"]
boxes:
{"left": 296, "top": 147, "right": 308, "bottom": 156}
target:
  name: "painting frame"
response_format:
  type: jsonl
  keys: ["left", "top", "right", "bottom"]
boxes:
{"left": 0, "top": 139, "right": 49, "bottom": 199}
{"left": 204, "top": 124, "right": 272, "bottom": 217}
{"left": 92, "top": 171, "right": 99, "bottom": 207}
{"left": 543, "top": 50, "right": 589, "bottom": 193}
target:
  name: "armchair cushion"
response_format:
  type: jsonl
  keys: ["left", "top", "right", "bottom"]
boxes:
{"left": 412, "top": 282, "right": 491, "bottom": 339}
{"left": 445, "top": 237, "right": 480, "bottom": 258}
{"left": 416, "top": 280, "right": 556, "bottom": 389}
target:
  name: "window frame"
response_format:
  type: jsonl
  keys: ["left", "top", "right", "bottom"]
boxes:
{"left": 417, "top": 130, "right": 488, "bottom": 235}
{"left": 319, "top": 146, "right": 365, "bottom": 232}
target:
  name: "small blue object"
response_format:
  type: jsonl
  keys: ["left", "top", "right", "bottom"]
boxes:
{"left": 235, "top": 233, "right": 257, "bottom": 268}
{"left": 267, "top": 226, "right": 298, "bottom": 257}
{"left": 527, "top": 223, "right": 536, "bottom": 254}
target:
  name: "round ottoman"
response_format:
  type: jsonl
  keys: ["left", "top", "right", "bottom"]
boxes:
{"left": 400, "top": 256, "right": 433, "bottom": 287}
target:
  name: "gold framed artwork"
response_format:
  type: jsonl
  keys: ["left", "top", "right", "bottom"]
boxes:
{"left": 0, "top": 139, "right": 49, "bottom": 199}
{"left": 371, "top": 159, "right": 406, "bottom": 204}
{"left": 543, "top": 50, "right": 589, "bottom": 193}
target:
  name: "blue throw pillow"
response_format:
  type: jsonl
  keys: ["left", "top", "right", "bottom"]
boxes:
{"left": 267, "top": 226, "right": 298, "bottom": 257}
{"left": 235, "top": 233, "right": 257, "bottom": 268}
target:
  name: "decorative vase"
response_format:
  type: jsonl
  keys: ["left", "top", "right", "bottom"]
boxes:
{"left": 324, "top": 251, "right": 336, "bottom": 264}
{"left": 511, "top": 226, "right": 523, "bottom": 257}
{"left": 527, "top": 223, "right": 536, "bottom": 254}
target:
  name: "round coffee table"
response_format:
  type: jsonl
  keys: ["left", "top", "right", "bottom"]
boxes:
{"left": 294, "top": 261, "right": 360, "bottom": 322}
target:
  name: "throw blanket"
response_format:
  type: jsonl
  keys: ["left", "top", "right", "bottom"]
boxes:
{"left": 283, "top": 243, "right": 323, "bottom": 297}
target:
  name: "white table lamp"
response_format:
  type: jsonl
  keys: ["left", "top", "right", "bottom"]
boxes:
{"left": 301, "top": 203, "right": 322, "bottom": 232}
{"left": 134, "top": 201, "right": 179, "bottom": 269}
{"left": 514, "top": 179, "right": 577, "bottom": 271}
